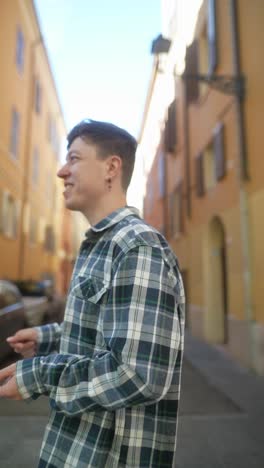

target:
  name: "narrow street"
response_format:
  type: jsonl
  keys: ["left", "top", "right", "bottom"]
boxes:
{"left": 177, "top": 333, "right": 264, "bottom": 468}
{"left": 0, "top": 332, "right": 264, "bottom": 467}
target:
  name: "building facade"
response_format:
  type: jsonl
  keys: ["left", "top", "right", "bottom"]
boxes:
{"left": 140, "top": 0, "right": 264, "bottom": 374}
{"left": 0, "top": 0, "right": 82, "bottom": 293}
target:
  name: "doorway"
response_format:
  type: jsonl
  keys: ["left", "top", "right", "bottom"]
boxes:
{"left": 204, "top": 217, "right": 228, "bottom": 343}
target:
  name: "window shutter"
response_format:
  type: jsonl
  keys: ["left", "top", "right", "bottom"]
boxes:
{"left": 10, "top": 109, "right": 20, "bottom": 158}
{"left": 16, "top": 27, "right": 25, "bottom": 73}
{"left": 2, "top": 191, "right": 9, "bottom": 235}
{"left": 32, "top": 147, "right": 39, "bottom": 184}
{"left": 13, "top": 200, "right": 21, "bottom": 238}
{"left": 164, "top": 99, "right": 177, "bottom": 152}
{"left": 208, "top": 0, "right": 217, "bottom": 74}
{"left": 195, "top": 153, "right": 204, "bottom": 197}
{"left": 170, "top": 183, "right": 184, "bottom": 236}
{"left": 35, "top": 78, "right": 42, "bottom": 113}
{"left": 169, "top": 192, "right": 174, "bottom": 236}
{"left": 158, "top": 152, "right": 166, "bottom": 198}
{"left": 0, "top": 189, "right": 2, "bottom": 233}
{"left": 185, "top": 40, "right": 199, "bottom": 103}
{"left": 178, "top": 182, "right": 184, "bottom": 233}
{"left": 214, "top": 123, "right": 225, "bottom": 180}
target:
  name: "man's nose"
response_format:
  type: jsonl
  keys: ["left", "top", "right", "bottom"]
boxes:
{"left": 57, "top": 163, "right": 69, "bottom": 178}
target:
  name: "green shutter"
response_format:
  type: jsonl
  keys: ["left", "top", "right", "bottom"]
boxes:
{"left": 214, "top": 123, "right": 225, "bottom": 180}
{"left": 164, "top": 99, "right": 177, "bottom": 152}
{"left": 185, "top": 40, "right": 199, "bottom": 103}
{"left": 196, "top": 153, "right": 205, "bottom": 196}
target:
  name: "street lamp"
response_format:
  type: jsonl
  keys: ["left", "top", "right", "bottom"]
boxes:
{"left": 151, "top": 34, "right": 172, "bottom": 54}
{"left": 151, "top": 34, "right": 245, "bottom": 99}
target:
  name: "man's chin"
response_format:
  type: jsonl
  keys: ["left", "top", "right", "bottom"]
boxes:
{"left": 64, "top": 200, "right": 79, "bottom": 211}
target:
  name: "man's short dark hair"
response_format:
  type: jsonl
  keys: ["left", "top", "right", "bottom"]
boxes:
{"left": 67, "top": 119, "right": 137, "bottom": 191}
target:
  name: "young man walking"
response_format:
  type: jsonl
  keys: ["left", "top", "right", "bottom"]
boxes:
{"left": 0, "top": 120, "right": 185, "bottom": 467}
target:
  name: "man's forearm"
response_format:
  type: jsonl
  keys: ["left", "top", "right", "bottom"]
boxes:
{"left": 15, "top": 328, "right": 180, "bottom": 413}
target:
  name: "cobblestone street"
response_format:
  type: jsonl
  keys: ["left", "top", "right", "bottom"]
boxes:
{"left": 1, "top": 332, "right": 264, "bottom": 467}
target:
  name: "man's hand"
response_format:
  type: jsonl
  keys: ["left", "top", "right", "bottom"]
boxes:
{"left": 0, "top": 364, "right": 22, "bottom": 400}
{"left": 7, "top": 328, "right": 38, "bottom": 358}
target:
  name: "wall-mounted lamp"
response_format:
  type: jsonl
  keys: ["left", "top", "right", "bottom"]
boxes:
{"left": 151, "top": 34, "right": 245, "bottom": 99}
{"left": 151, "top": 34, "right": 172, "bottom": 54}
{"left": 151, "top": 34, "right": 172, "bottom": 73}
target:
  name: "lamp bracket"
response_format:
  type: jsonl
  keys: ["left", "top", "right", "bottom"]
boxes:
{"left": 182, "top": 74, "right": 245, "bottom": 98}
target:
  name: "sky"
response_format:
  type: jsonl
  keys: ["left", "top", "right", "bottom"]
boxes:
{"left": 34, "top": 0, "right": 161, "bottom": 140}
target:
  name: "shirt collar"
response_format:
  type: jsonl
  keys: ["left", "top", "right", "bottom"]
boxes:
{"left": 85, "top": 206, "right": 140, "bottom": 238}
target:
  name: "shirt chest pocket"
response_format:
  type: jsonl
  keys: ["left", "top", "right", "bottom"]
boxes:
{"left": 65, "top": 275, "right": 109, "bottom": 354}
{"left": 71, "top": 275, "right": 108, "bottom": 304}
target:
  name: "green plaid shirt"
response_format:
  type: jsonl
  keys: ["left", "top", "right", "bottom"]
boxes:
{"left": 16, "top": 207, "right": 185, "bottom": 467}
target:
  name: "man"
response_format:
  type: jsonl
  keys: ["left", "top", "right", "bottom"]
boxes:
{"left": 0, "top": 120, "right": 185, "bottom": 467}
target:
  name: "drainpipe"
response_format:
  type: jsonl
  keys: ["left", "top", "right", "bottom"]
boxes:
{"left": 229, "top": 0, "right": 254, "bottom": 368}
{"left": 182, "top": 78, "right": 191, "bottom": 218}
{"left": 163, "top": 144, "right": 169, "bottom": 239}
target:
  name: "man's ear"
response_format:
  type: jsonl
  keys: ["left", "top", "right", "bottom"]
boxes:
{"left": 106, "top": 155, "right": 122, "bottom": 177}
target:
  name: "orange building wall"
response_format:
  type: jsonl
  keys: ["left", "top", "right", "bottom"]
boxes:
{"left": 0, "top": 0, "right": 67, "bottom": 290}
{"left": 143, "top": 0, "right": 264, "bottom": 372}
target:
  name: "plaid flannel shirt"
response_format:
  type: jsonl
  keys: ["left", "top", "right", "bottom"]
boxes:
{"left": 16, "top": 207, "right": 185, "bottom": 467}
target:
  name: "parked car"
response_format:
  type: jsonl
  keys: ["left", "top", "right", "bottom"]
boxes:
{"left": 13, "top": 279, "right": 54, "bottom": 301}
{"left": 0, "top": 280, "right": 26, "bottom": 363}
{"left": 13, "top": 279, "right": 62, "bottom": 326}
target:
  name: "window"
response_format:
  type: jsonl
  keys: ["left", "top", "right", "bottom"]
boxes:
{"left": 1, "top": 192, "right": 19, "bottom": 238}
{"left": 44, "top": 225, "right": 55, "bottom": 252}
{"left": 185, "top": 40, "right": 199, "bottom": 104}
{"left": 144, "top": 180, "right": 154, "bottom": 218}
{"left": 48, "top": 116, "right": 60, "bottom": 157}
{"left": 170, "top": 184, "right": 183, "bottom": 237}
{"left": 195, "top": 0, "right": 218, "bottom": 97}
{"left": 47, "top": 114, "right": 52, "bottom": 142}
{"left": 0, "top": 189, "right": 3, "bottom": 233}
{"left": 199, "top": 25, "right": 210, "bottom": 96}
{"left": 10, "top": 108, "right": 20, "bottom": 158}
{"left": 213, "top": 123, "right": 225, "bottom": 180}
{"left": 208, "top": 0, "right": 217, "bottom": 74}
{"left": 29, "top": 214, "right": 37, "bottom": 245}
{"left": 158, "top": 152, "right": 166, "bottom": 198}
{"left": 35, "top": 78, "right": 42, "bottom": 113}
{"left": 204, "top": 142, "right": 216, "bottom": 191}
{"left": 38, "top": 217, "right": 45, "bottom": 243}
{"left": 164, "top": 99, "right": 177, "bottom": 152}
{"left": 197, "top": 123, "right": 225, "bottom": 195}
{"left": 46, "top": 172, "right": 53, "bottom": 203}
{"left": 16, "top": 26, "right": 25, "bottom": 73}
{"left": 195, "top": 153, "right": 204, "bottom": 197}
{"left": 32, "top": 147, "right": 39, "bottom": 184}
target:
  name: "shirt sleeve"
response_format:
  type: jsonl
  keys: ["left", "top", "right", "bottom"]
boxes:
{"left": 16, "top": 245, "right": 185, "bottom": 414}
{"left": 35, "top": 322, "right": 62, "bottom": 355}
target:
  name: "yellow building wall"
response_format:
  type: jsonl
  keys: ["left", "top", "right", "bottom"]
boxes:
{"left": 21, "top": 41, "right": 65, "bottom": 281}
{"left": 178, "top": 0, "right": 264, "bottom": 363}
{"left": 143, "top": 0, "right": 264, "bottom": 372}
{"left": 0, "top": 0, "right": 34, "bottom": 279}
{"left": 163, "top": 0, "right": 262, "bottom": 338}
{"left": 238, "top": 0, "right": 264, "bottom": 324}
{"left": 0, "top": 0, "right": 67, "bottom": 287}
{"left": 250, "top": 190, "right": 264, "bottom": 324}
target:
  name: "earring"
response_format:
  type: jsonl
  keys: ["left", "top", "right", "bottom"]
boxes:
{"left": 107, "top": 178, "right": 112, "bottom": 191}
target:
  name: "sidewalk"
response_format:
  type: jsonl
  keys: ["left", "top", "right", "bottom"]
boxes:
{"left": 0, "top": 331, "right": 263, "bottom": 467}
{"left": 177, "top": 331, "right": 264, "bottom": 468}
